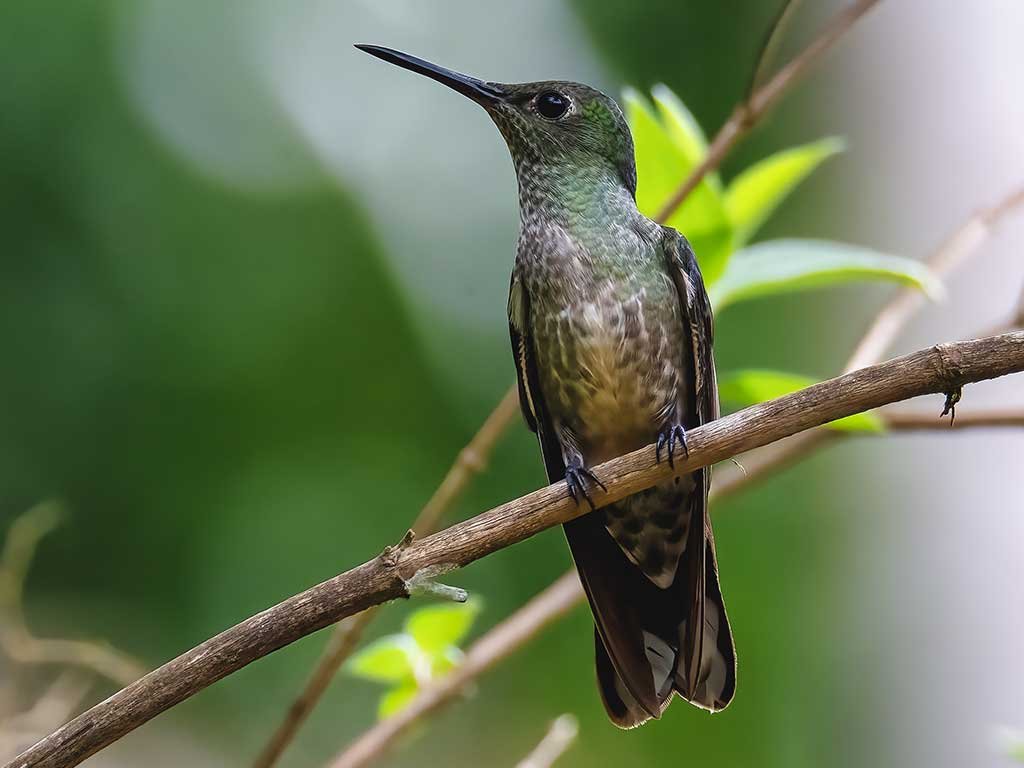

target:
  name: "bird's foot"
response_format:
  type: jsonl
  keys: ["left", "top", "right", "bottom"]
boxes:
{"left": 656, "top": 422, "right": 689, "bottom": 469}
{"left": 564, "top": 459, "right": 606, "bottom": 511}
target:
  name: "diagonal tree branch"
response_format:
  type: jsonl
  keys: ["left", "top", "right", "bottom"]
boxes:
{"left": 9, "top": 330, "right": 1024, "bottom": 768}
{"left": 514, "top": 714, "right": 579, "bottom": 768}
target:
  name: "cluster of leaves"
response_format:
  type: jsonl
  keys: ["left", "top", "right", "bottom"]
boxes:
{"left": 625, "top": 85, "right": 943, "bottom": 430}
{"left": 346, "top": 600, "right": 481, "bottom": 719}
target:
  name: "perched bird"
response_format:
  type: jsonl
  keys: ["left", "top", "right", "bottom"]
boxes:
{"left": 357, "top": 45, "right": 736, "bottom": 726}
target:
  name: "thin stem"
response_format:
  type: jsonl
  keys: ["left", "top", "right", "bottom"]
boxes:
{"left": 881, "top": 407, "right": 1024, "bottom": 431}
{"left": 746, "top": 0, "right": 803, "bottom": 102}
{"left": 514, "top": 714, "right": 579, "bottom": 768}
{"left": 0, "top": 504, "right": 145, "bottom": 688}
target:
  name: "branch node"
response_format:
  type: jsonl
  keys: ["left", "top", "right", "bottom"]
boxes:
{"left": 932, "top": 341, "right": 968, "bottom": 389}
{"left": 457, "top": 446, "right": 487, "bottom": 473}
{"left": 402, "top": 564, "right": 467, "bottom": 603}
{"left": 380, "top": 530, "right": 415, "bottom": 569}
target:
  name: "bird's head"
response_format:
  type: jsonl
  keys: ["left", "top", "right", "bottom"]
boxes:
{"left": 356, "top": 45, "right": 637, "bottom": 198}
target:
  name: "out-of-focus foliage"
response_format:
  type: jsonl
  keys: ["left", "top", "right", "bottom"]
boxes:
{"left": 346, "top": 600, "right": 480, "bottom": 719}
{"left": 719, "top": 370, "right": 885, "bottom": 433}
{"left": 725, "top": 138, "right": 846, "bottom": 246}
{"left": 710, "top": 239, "right": 944, "bottom": 310}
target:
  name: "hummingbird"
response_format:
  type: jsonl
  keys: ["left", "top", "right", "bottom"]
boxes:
{"left": 357, "top": 45, "right": 736, "bottom": 726}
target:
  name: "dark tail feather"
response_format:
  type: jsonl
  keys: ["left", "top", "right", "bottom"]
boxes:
{"left": 565, "top": 504, "right": 736, "bottom": 727}
{"left": 677, "top": 533, "right": 736, "bottom": 711}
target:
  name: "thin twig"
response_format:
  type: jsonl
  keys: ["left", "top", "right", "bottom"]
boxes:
{"left": 846, "top": 185, "right": 1024, "bottom": 372}
{"left": 252, "top": 389, "right": 521, "bottom": 768}
{"left": 10, "top": 330, "right": 1024, "bottom": 768}
{"left": 655, "top": 0, "right": 882, "bottom": 223}
{"left": 881, "top": 407, "right": 1024, "bottom": 431}
{"left": 746, "top": 0, "right": 803, "bottom": 101}
{"left": 328, "top": 573, "right": 583, "bottom": 768}
{"left": 0, "top": 504, "right": 145, "bottom": 688}
{"left": 514, "top": 714, "right": 579, "bottom": 768}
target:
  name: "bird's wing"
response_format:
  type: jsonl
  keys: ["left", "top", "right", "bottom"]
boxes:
{"left": 507, "top": 268, "right": 565, "bottom": 481}
{"left": 662, "top": 226, "right": 736, "bottom": 711}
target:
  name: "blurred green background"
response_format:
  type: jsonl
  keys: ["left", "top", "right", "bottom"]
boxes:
{"left": 2, "top": 2, "right": 1020, "bottom": 767}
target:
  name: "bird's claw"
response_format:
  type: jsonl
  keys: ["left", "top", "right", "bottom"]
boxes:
{"left": 656, "top": 423, "right": 689, "bottom": 469}
{"left": 565, "top": 461, "right": 606, "bottom": 511}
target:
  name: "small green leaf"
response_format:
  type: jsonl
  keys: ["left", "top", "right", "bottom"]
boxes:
{"left": 719, "top": 369, "right": 885, "bottom": 433}
{"left": 346, "top": 635, "right": 418, "bottom": 683}
{"left": 623, "top": 86, "right": 733, "bottom": 285}
{"left": 710, "top": 239, "right": 944, "bottom": 311}
{"left": 649, "top": 84, "right": 715, "bottom": 185}
{"left": 377, "top": 682, "right": 418, "bottom": 719}
{"left": 404, "top": 600, "right": 480, "bottom": 655}
{"left": 726, "top": 137, "right": 845, "bottom": 246}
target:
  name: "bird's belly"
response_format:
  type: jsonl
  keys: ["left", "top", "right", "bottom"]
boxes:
{"left": 536, "top": 296, "right": 681, "bottom": 463}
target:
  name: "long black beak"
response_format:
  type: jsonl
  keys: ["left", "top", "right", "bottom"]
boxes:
{"left": 355, "top": 44, "right": 506, "bottom": 106}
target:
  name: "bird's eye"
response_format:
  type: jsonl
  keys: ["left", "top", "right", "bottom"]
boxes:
{"left": 535, "top": 91, "right": 570, "bottom": 120}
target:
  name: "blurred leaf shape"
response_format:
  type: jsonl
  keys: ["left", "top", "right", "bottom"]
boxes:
{"left": 719, "top": 369, "right": 886, "bottom": 433}
{"left": 624, "top": 86, "right": 733, "bottom": 285}
{"left": 346, "top": 635, "right": 419, "bottom": 683}
{"left": 725, "top": 137, "right": 846, "bottom": 246}
{"left": 710, "top": 239, "right": 944, "bottom": 310}
{"left": 404, "top": 599, "right": 481, "bottom": 655}
{"left": 346, "top": 600, "right": 481, "bottom": 719}
{"left": 377, "top": 682, "right": 419, "bottom": 719}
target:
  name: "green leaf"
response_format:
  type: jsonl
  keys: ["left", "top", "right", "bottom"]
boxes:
{"left": 623, "top": 86, "right": 733, "bottom": 285}
{"left": 346, "top": 635, "right": 418, "bottom": 683}
{"left": 649, "top": 85, "right": 714, "bottom": 186}
{"left": 377, "top": 682, "right": 418, "bottom": 719}
{"left": 709, "top": 239, "right": 944, "bottom": 311}
{"left": 404, "top": 600, "right": 481, "bottom": 655}
{"left": 725, "top": 137, "right": 845, "bottom": 246}
{"left": 719, "top": 369, "right": 885, "bottom": 433}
